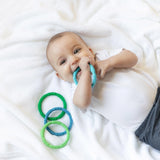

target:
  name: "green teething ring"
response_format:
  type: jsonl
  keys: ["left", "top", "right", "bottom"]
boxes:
{"left": 38, "top": 92, "right": 67, "bottom": 120}
{"left": 41, "top": 121, "right": 70, "bottom": 149}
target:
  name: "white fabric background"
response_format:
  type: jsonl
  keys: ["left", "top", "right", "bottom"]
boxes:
{"left": 0, "top": 0, "right": 160, "bottom": 160}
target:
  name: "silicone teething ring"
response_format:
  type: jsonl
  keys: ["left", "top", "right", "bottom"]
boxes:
{"left": 41, "top": 121, "right": 70, "bottom": 149}
{"left": 73, "top": 64, "right": 97, "bottom": 88}
{"left": 38, "top": 92, "right": 67, "bottom": 120}
{"left": 44, "top": 107, "right": 73, "bottom": 136}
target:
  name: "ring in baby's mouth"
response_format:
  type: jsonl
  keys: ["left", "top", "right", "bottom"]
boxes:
{"left": 73, "top": 66, "right": 81, "bottom": 82}
{"left": 74, "top": 67, "right": 81, "bottom": 79}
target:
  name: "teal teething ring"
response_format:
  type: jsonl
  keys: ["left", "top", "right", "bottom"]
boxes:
{"left": 41, "top": 121, "right": 70, "bottom": 149}
{"left": 73, "top": 64, "right": 96, "bottom": 88}
{"left": 38, "top": 92, "right": 67, "bottom": 121}
{"left": 44, "top": 107, "right": 73, "bottom": 136}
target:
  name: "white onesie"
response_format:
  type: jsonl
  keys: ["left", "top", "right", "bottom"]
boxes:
{"left": 72, "top": 49, "right": 158, "bottom": 131}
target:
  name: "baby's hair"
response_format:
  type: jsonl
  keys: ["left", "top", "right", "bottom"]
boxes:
{"left": 48, "top": 32, "right": 67, "bottom": 46}
{"left": 46, "top": 31, "right": 67, "bottom": 56}
{"left": 46, "top": 31, "right": 89, "bottom": 70}
{"left": 46, "top": 31, "right": 87, "bottom": 55}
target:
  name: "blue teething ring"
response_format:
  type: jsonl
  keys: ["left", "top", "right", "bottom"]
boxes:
{"left": 44, "top": 107, "right": 73, "bottom": 136}
{"left": 73, "top": 64, "right": 96, "bottom": 88}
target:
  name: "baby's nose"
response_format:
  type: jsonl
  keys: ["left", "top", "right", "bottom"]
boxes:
{"left": 71, "top": 57, "right": 79, "bottom": 71}
{"left": 71, "top": 57, "right": 79, "bottom": 65}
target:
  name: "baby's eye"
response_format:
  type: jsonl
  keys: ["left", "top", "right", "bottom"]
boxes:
{"left": 74, "top": 48, "right": 81, "bottom": 54}
{"left": 60, "top": 59, "right": 66, "bottom": 65}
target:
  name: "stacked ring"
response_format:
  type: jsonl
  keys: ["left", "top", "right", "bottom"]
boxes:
{"left": 44, "top": 107, "right": 73, "bottom": 136}
{"left": 41, "top": 121, "right": 70, "bottom": 149}
{"left": 73, "top": 64, "right": 97, "bottom": 88}
{"left": 38, "top": 92, "right": 73, "bottom": 149}
{"left": 38, "top": 92, "right": 67, "bottom": 120}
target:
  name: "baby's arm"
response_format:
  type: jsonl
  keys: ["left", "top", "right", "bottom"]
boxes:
{"left": 73, "top": 57, "right": 92, "bottom": 109}
{"left": 95, "top": 49, "right": 138, "bottom": 79}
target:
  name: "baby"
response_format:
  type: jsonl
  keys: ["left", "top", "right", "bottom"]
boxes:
{"left": 46, "top": 31, "right": 160, "bottom": 151}
{"left": 46, "top": 31, "right": 138, "bottom": 108}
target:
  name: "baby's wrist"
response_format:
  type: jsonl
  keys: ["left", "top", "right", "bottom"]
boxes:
{"left": 81, "top": 66, "right": 90, "bottom": 72}
{"left": 107, "top": 56, "right": 116, "bottom": 69}
{"left": 81, "top": 69, "right": 91, "bottom": 76}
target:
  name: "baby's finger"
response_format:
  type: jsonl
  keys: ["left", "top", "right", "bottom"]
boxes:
{"left": 84, "top": 57, "right": 90, "bottom": 64}
{"left": 96, "top": 68, "right": 101, "bottom": 76}
{"left": 100, "top": 70, "right": 105, "bottom": 79}
{"left": 79, "top": 58, "right": 90, "bottom": 70}
{"left": 96, "top": 69, "right": 103, "bottom": 80}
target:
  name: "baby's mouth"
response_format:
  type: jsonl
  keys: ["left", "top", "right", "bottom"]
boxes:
{"left": 73, "top": 66, "right": 81, "bottom": 81}
{"left": 74, "top": 66, "right": 79, "bottom": 73}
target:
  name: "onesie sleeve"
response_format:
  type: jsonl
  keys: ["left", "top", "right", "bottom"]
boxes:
{"left": 124, "top": 47, "right": 143, "bottom": 67}
{"left": 96, "top": 48, "right": 143, "bottom": 66}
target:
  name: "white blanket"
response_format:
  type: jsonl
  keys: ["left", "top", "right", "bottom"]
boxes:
{"left": 1, "top": 0, "right": 160, "bottom": 159}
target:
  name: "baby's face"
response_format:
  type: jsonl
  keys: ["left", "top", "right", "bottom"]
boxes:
{"left": 47, "top": 33, "right": 96, "bottom": 82}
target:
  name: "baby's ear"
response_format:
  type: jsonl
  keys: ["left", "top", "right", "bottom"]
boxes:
{"left": 89, "top": 48, "right": 94, "bottom": 54}
{"left": 89, "top": 48, "right": 96, "bottom": 60}
{"left": 56, "top": 72, "right": 63, "bottom": 80}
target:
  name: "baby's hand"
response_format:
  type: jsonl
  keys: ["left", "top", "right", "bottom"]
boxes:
{"left": 95, "top": 59, "right": 113, "bottom": 79}
{"left": 79, "top": 57, "right": 90, "bottom": 72}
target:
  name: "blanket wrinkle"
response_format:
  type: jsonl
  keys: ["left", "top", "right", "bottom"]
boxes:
{"left": 1, "top": 0, "right": 160, "bottom": 160}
